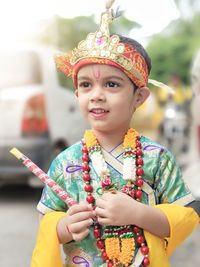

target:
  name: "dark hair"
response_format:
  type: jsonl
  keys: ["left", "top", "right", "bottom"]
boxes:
{"left": 118, "top": 35, "right": 152, "bottom": 75}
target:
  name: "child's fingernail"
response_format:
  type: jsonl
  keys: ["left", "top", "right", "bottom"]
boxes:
{"left": 89, "top": 219, "right": 94, "bottom": 225}
{"left": 88, "top": 204, "right": 93, "bottom": 209}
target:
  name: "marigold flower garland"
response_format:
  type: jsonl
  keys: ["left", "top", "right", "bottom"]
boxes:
{"left": 82, "top": 128, "right": 150, "bottom": 266}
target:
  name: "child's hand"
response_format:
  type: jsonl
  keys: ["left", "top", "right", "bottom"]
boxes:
{"left": 57, "top": 202, "right": 94, "bottom": 243}
{"left": 95, "top": 191, "right": 139, "bottom": 226}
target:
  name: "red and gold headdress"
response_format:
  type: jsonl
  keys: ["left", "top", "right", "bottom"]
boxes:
{"left": 55, "top": 0, "right": 174, "bottom": 93}
{"left": 55, "top": 0, "right": 150, "bottom": 88}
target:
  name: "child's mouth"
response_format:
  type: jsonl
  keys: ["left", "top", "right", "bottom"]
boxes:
{"left": 89, "top": 108, "right": 109, "bottom": 118}
{"left": 90, "top": 108, "right": 109, "bottom": 114}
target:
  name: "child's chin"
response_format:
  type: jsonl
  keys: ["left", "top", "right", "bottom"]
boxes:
{"left": 90, "top": 123, "right": 110, "bottom": 132}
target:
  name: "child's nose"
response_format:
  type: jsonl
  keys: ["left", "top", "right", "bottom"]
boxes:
{"left": 90, "top": 86, "right": 105, "bottom": 102}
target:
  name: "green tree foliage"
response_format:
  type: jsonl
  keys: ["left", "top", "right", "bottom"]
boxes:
{"left": 147, "top": 14, "right": 200, "bottom": 85}
{"left": 39, "top": 15, "right": 97, "bottom": 51}
{"left": 39, "top": 16, "right": 98, "bottom": 89}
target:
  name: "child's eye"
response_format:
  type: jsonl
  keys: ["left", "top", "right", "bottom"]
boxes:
{"left": 105, "top": 81, "right": 120, "bottom": 88}
{"left": 78, "top": 82, "right": 91, "bottom": 88}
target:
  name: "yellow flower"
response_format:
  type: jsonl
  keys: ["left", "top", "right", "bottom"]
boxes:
{"left": 84, "top": 130, "right": 98, "bottom": 148}
{"left": 123, "top": 128, "right": 139, "bottom": 149}
{"left": 105, "top": 238, "right": 120, "bottom": 260}
{"left": 105, "top": 237, "right": 135, "bottom": 266}
{"left": 119, "top": 238, "right": 135, "bottom": 266}
{"left": 84, "top": 128, "right": 139, "bottom": 150}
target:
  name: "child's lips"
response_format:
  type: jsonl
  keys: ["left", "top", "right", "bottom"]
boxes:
{"left": 89, "top": 108, "right": 109, "bottom": 114}
{"left": 89, "top": 108, "right": 109, "bottom": 118}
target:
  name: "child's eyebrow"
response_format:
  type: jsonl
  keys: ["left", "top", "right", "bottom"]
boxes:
{"left": 104, "top": 76, "right": 124, "bottom": 81}
{"left": 77, "top": 75, "right": 124, "bottom": 81}
{"left": 77, "top": 76, "right": 92, "bottom": 81}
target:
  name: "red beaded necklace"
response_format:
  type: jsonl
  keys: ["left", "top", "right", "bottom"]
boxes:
{"left": 81, "top": 129, "right": 150, "bottom": 267}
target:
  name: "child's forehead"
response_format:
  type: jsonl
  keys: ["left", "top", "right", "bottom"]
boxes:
{"left": 77, "top": 64, "right": 125, "bottom": 78}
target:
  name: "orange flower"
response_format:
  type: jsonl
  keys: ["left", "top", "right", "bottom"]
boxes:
{"left": 105, "top": 237, "right": 135, "bottom": 266}
{"left": 123, "top": 128, "right": 139, "bottom": 149}
{"left": 84, "top": 130, "right": 98, "bottom": 148}
{"left": 105, "top": 238, "right": 120, "bottom": 260}
{"left": 119, "top": 238, "right": 135, "bottom": 266}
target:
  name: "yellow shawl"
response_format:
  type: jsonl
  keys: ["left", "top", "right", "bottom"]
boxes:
{"left": 30, "top": 204, "right": 199, "bottom": 267}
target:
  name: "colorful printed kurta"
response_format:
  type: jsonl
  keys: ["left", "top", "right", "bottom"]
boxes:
{"left": 37, "top": 135, "right": 194, "bottom": 266}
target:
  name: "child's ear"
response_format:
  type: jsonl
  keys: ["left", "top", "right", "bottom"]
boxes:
{"left": 75, "top": 89, "right": 78, "bottom": 97}
{"left": 134, "top": 87, "right": 150, "bottom": 108}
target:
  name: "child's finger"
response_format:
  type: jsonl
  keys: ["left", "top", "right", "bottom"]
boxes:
{"left": 69, "top": 218, "right": 93, "bottom": 234}
{"left": 95, "top": 206, "right": 108, "bottom": 218}
{"left": 97, "top": 216, "right": 111, "bottom": 226}
{"left": 68, "top": 202, "right": 92, "bottom": 215}
{"left": 96, "top": 197, "right": 107, "bottom": 209}
{"left": 70, "top": 210, "right": 94, "bottom": 223}
{"left": 72, "top": 228, "right": 90, "bottom": 242}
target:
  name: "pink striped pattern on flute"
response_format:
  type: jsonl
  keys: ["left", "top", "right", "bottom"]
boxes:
{"left": 23, "top": 158, "right": 77, "bottom": 206}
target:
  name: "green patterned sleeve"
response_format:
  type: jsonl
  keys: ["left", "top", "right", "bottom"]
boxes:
{"left": 37, "top": 153, "right": 79, "bottom": 214}
{"left": 154, "top": 149, "right": 194, "bottom": 206}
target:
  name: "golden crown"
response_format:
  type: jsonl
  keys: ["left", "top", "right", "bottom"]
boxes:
{"left": 69, "top": 0, "right": 133, "bottom": 72}
{"left": 55, "top": 0, "right": 149, "bottom": 87}
{"left": 56, "top": 0, "right": 175, "bottom": 91}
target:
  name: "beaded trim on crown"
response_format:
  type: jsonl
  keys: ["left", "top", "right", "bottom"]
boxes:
{"left": 55, "top": 0, "right": 149, "bottom": 88}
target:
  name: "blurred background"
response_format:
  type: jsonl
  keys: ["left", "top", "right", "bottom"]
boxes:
{"left": 0, "top": 0, "right": 200, "bottom": 266}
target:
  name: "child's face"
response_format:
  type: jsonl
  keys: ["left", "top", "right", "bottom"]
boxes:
{"left": 77, "top": 64, "right": 143, "bottom": 134}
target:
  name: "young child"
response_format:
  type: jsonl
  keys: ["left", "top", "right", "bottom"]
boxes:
{"left": 32, "top": 1, "right": 199, "bottom": 267}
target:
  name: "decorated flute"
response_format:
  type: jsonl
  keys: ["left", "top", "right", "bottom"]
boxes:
{"left": 10, "top": 148, "right": 77, "bottom": 207}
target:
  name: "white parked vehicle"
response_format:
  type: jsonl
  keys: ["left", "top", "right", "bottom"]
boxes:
{"left": 0, "top": 46, "right": 88, "bottom": 186}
